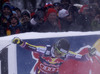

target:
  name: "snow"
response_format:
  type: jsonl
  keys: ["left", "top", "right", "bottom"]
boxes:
{"left": 1, "top": 31, "right": 100, "bottom": 51}
{"left": 0, "top": 31, "right": 100, "bottom": 40}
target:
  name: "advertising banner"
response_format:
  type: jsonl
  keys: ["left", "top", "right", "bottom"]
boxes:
{"left": 16, "top": 34, "right": 100, "bottom": 74}
{"left": 0, "top": 32, "right": 100, "bottom": 74}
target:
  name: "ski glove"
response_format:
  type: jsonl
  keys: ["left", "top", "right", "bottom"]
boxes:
{"left": 12, "top": 37, "right": 23, "bottom": 45}
{"left": 88, "top": 48, "right": 96, "bottom": 56}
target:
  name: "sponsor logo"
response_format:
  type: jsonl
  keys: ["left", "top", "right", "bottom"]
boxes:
{"left": 39, "top": 63, "right": 59, "bottom": 72}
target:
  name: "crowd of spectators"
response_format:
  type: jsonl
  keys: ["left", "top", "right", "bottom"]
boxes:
{"left": 0, "top": 0, "right": 100, "bottom": 37}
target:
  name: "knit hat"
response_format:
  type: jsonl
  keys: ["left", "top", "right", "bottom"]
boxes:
{"left": 12, "top": 11, "right": 18, "bottom": 16}
{"left": 58, "top": 9, "right": 69, "bottom": 18}
{"left": 21, "top": 10, "right": 30, "bottom": 18}
{"left": 79, "top": 5, "right": 88, "bottom": 13}
{"left": 44, "top": 3, "right": 54, "bottom": 11}
{"left": 46, "top": 8, "right": 57, "bottom": 17}
{"left": 2, "top": 3, "right": 12, "bottom": 12}
{"left": 44, "top": 3, "right": 53, "bottom": 8}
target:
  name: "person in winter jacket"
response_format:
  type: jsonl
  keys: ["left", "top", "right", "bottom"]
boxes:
{"left": 30, "top": 8, "right": 45, "bottom": 32}
{"left": 91, "top": 12, "right": 100, "bottom": 31}
{"left": 0, "top": 3, "right": 12, "bottom": 34}
{"left": 12, "top": 37, "right": 96, "bottom": 74}
{"left": 39, "top": 8, "right": 63, "bottom": 32}
{"left": 58, "top": 9, "right": 71, "bottom": 31}
{"left": 14, "top": 7, "right": 21, "bottom": 20}
{"left": 7, "top": 16, "right": 23, "bottom": 35}
{"left": 21, "top": 10, "right": 35, "bottom": 32}
{"left": 75, "top": 5, "right": 92, "bottom": 31}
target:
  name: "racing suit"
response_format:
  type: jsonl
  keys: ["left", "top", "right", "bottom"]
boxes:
{"left": 20, "top": 42, "right": 90, "bottom": 74}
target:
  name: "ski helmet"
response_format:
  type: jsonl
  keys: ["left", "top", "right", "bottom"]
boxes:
{"left": 53, "top": 38, "right": 70, "bottom": 53}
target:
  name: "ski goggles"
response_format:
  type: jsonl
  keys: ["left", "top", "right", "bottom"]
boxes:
{"left": 54, "top": 46, "right": 68, "bottom": 55}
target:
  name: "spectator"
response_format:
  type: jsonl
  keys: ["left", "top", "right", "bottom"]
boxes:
{"left": 43, "top": 3, "right": 54, "bottom": 21}
{"left": 7, "top": 16, "right": 23, "bottom": 35}
{"left": 58, "top": 9, "right": 70, "bottom": 31}
{"left": 58, "top": 9, "right": 82, "bottom": 31}
{"left": 68, "top": 14, "right": 86, "bottom": 31}
{"left": 21, "top": 10, "right": 31, "bottom": 23}
{"left": 53, "top": 2, "right": 61, "bottom": 12}
{"left": 74, "top": 5, "right": 92, "bottom": 31}
{"left": 30, "top": 8, "right": 45, "bottom": 32}
{"left": 39, "top": 8, "right": 63, "bottom": 32}
{"left": 1, "top": 0, "right": 100, "bottom": 36}
{"left": 58, "top": 8, "right": 88, "bottom": 31}
{"left": 14, "top": 7, "right": 21, "bottom": 20}
{"left": 31, "top": 8, "right": 44, "bottom": 25}
{"left": 94, "top": 0, "right": 100, "bottom": 7}
{"left": 91, "top": 12, "right": 100, "bottom": 31}
{"left": 68, "top": 4, "right": 79, "bottom": 19}
{"left": 0, "top": 25, "right": 6, "bottom": 36}
{"left": 88, "top": 4, "right": 99, "bottom": 18}
{"left": 12, "top": 11, "right": 18, "bottom": 17}
{"left": 0, "top": 3, "right": 12, "bottom": 33}
{"left": 44, "top": 2, "right": 54, "bottom": 12}
{"left": 21, "top": 10, "right": 35, "bottom": 32}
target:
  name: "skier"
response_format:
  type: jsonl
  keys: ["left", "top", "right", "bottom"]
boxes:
{"left": 12, "top": 37, "right": 96, "bottom": 74}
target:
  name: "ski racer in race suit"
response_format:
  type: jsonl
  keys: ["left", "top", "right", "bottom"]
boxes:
{"left": 12, "top": 37, "right": 96, "bottom": 74}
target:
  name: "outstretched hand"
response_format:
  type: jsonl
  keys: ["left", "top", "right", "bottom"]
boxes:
{"left": 12, "top": 37, "right": 23, "bottom": 45}
{"left": 88, "top": 48, "right": 96, "bottom": 56}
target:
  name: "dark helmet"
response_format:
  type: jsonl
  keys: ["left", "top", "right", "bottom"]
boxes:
{"left": 53, "top": 38, "right": 70, "bottom": 52}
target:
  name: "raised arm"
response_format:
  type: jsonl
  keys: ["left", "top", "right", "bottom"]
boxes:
{"left": 66, "top": 47, "right": 96, "bottom": 61}
{"left": 12, "top": 37, "right": 46, "bottom": 53}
